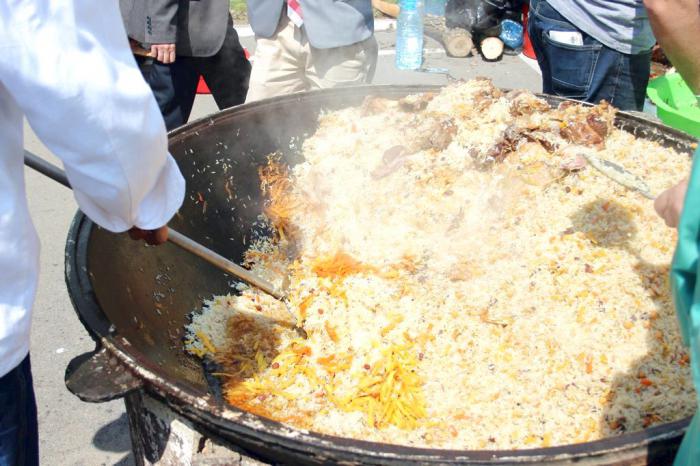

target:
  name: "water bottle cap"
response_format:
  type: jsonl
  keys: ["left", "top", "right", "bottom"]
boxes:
{"left": 401, "top": 0, "right": 418, "bottom": 10}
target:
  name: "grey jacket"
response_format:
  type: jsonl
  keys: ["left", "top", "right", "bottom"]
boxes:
{"left": 120, "top": 0, "right": 230, "bottom": 57}
{"left": 247, "top": 0, "right": 374, "bottom": 49}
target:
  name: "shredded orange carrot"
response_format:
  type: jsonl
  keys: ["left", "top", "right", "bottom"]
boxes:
{"left": 298, "top": 294, "right": 315, "bottom": 320}
{"left": 341, "top": 341, "right": 426, "bottom": 429}
{"left": 317, "top": 354, "right": 336, "bottom": 366}
{"left": 325, "top": 321, "right": 340, "bottom": 343}
{"left": 327, "top": 281, "right": 349, "bottom": 306}
{"left": 381, "top": 315, "right": 404, "bottom": 337}
{"left": 291, "top": 344, "right": 312, "bottom": 357}
{"left": 195, "top": 331, "right": 217, "bottom": 354}
{"left": 259, "top": 159, "right": 301, "bottom": 240}
{"left": 317, "top": 353, "right": 353, "bottom": 374}
{"left": 312, "top": 251, "right": 377, "bottom": 278}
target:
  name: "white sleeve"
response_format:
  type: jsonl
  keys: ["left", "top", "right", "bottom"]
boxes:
{"left": 0, "top": 0, "right": 185, "bottom": 232}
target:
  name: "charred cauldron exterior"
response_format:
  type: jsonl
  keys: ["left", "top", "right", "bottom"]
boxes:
{"left": 64, "top": 85, "right": 697, "bottom": 465}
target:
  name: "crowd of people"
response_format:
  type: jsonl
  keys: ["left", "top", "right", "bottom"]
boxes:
{"left": 119, "top": 0, "right": 378, "bottom": 129}
{"left": 1, "top": 0, "right": 700, "bottom": 465}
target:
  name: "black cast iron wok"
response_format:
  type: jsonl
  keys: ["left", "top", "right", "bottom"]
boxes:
{"left": 64, "top": 85, "right": 697, "bottom": 465}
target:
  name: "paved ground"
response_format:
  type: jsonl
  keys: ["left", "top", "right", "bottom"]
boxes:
{"left": 24, "top": 22, "right": 540, "bottom": 466}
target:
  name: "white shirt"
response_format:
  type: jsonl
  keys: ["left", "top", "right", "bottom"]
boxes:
{"left": 0, "top": 0, "right": 186, "bottom": 377}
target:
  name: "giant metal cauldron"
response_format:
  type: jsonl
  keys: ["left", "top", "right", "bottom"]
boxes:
{"left": 64, "top": 86, "right": 697, "bottom": 465}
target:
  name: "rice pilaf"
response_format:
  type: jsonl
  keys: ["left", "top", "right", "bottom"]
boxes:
{"left": 185, "top": 79, "right": 696, "bottom": 449}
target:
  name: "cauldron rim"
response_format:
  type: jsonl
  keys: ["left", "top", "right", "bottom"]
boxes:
{"left": 66, "top": 85, "right": 696, "bottom": 464}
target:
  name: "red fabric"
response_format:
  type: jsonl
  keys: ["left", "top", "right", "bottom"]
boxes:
{"left": 196, "top": 48, "right": 250, "bottom": 95}
{"left": 522, "top": 4, "right": 536, "bottom": 59}
{"left": 196, "top": 76, "right": 210, "bottom": 94}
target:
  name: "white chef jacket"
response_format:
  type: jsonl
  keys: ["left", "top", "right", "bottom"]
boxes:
{"left": 0, "top": 0, "right": 186, "bottom": 378}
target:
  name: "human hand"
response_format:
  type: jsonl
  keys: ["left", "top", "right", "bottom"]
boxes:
{"left": 150, "top": 43, "right": 176, "bottom": 64}
{"left": 128, "top": 226, "right": 169, "bottom": 245}
{"left": 654, "top": 178, "right": 689, "bottom": 228}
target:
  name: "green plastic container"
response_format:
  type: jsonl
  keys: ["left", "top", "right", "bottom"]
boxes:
{"left": 647, "top": 72, "right": 700, "bottom": 138}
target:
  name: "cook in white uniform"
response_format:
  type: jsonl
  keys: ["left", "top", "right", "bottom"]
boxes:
{"left": 0, "top": 1, "right": 186, "bottom": 464}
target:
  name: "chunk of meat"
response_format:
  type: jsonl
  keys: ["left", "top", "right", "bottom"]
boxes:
{"left": 405, "top": 114, "right": 457, "bottom": 152}
{"left": 382, "top": 144, "right": 410, "bottom": 164}
{"left": 360, "top": 96, "right": 395, "bottom": 116}
{"left": 371, "top": 145, "right": 411, "bottom": 179}
{"left": 508, "top": 91, "right": 550, "bottom": 117}
{"left": 558, "top": 101, "right": 616, "bottom": 148}
{"left": 560, "top": 120, "right": 605, "bottom": 147}
{"left": 471, "top": 78, "right": 504, "bottom": 109}
{"left": 559, "top": 145, "right": 589, "bottom": 172}
{"left": 481, "top": 125, "right": 522, "bottom": 164}
{"left": 398, "top": 92, "right": 436, "bottom": 112}
{"left": 586, "top": 113, "right": 610, "bottom": 140}
{"left": 560, "top": 154, "right": 587, "bottom": 172}
{"left": 523, "top": 132, "right": 559, "bottom": 153}
{"left": 557, "top": 101, "right": 577, "bottom": 111}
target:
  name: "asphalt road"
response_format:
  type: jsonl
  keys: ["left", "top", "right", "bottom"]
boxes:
{"left": 24, "top": 22, "right": 540, "bottom": 466}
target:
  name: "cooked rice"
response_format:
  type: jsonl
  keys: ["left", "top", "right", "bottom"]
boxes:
{"left": 185, "top": 79, "right": 696, "bottom": 449}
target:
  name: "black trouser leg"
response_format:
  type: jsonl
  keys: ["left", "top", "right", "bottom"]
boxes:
{"left": 0, "top": 356, "right": 39, "bottom": 466}
{"left": 137, "top": 56, "right": 199, "bottom": 131}
{"left": 197, "top": 17, "right": 252, "bottom": 110}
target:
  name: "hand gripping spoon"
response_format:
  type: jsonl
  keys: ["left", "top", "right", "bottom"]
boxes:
{"left": 23, "top": 151, "right": 307, "bottom": 338}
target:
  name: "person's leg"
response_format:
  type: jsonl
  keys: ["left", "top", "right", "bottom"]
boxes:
{"left": 527, "top": 0, "right": 552, "bottom": 93}
{"left": 527, "top": 0, "right": 603, "bottom": 101}
{"left": 0, "top": 356, "right": 39, "bottom": 466}
{"left": 171, "top": 57, "right": 203, "bottom": 125}
{"left": 305, "top": 36, "right": 379, "bottom": 90}
{"left": 246, "top": 15, "right": 308, "bottom": 102}
{"left": 527, "top": 0, "right": 649, "bottom": 111}
{"left": 588, "top": 48, "right": 651, "bottom": 111}
{"left": 137, "top": 57, "right": 199, "bottom": 131}
{"left": 198, "top": 17, "right": 252, "bottom": 110}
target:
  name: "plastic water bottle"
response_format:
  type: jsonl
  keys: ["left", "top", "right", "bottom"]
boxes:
{"left": 499, "top": 19, "right": 524, "bottom": 50}
{"left": 396, "top": 0, "right": 424, "bottom": 70}
{"left": 425, "top": 0, "right": 446, "bottom": 16}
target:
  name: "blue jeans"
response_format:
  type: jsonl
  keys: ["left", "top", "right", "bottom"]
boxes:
{"left": 528, "top": 0, "right": 651, "bottom": 111}
{"left": 0, "top": 356, "right": 38, "bottom": 466}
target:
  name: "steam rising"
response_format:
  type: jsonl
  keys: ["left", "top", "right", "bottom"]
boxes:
{"left": 187, "top": 79, "right": 694, "bottom": 450}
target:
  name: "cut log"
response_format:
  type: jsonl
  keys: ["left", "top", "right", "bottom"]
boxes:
{"left": 480, "top": 37, "right": 504, "bottom": 61}
{"left": 423, "top": 14, "right": 473, "bottom": 58}
{"left": 442, "top": 27, "right": 473, "bottom": 57}
{"left": 372, "top": 0, "right": 400, "bottom": 17}
{"left": 369, "top": 6, "right": 474, "bottom": 59}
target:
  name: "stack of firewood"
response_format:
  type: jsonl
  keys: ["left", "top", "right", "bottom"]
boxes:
{"left": 372, "top": 0, "right": 505, "bottom": 60}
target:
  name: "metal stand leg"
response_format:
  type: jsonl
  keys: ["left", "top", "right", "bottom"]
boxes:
{"left": 124, "top": 391, "right": 270, "bottom": 466}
